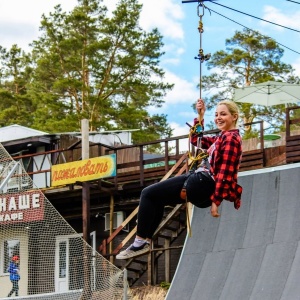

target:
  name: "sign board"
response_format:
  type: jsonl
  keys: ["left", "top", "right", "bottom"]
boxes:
{"left": 0, "top": 190, "right": 45, "bottom": 224}
{"left": 51, "top": 154, "right": 116, "bottom": 187}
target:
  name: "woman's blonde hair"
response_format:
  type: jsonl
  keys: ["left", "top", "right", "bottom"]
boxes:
{"left": 217, "top": 100, "right": 240, "bottom": 126}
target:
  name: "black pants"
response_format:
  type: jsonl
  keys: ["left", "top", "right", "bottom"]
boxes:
{"left": 137, "top": 172, "right": 215, "bottom": 239}
{"left": 8, "top": 280, "right": 19, "bottom": 297}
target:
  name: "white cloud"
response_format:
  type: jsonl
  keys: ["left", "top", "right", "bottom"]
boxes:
{"left": 169, "top": 122, "right": 190, "bottom": 150}
{"left": 147, "top": 69, "right": 199, "bottom": 115}
{"left": 103, "top": 0, "right": 185, "bottom": 40}
{"left": 164, "top": 70, "right": 199, "bottom": 105}
{"left": 292, "top": 58, "right": 300, "bottom": 77}
{"left": 162, "top": 44, "right": 186, "bottom": 67}
{"left": 103, "top": 0, "right": 116, "bottom": 16}
{"left": 0, "top": 0, "right": 186, "bottom": 57}
{"left": 103, "top": 0, "right": 186, "bottom": 69}
{"left": 139, "top": 0, "right": 184, "bottom": 40}
{"left": 0, "top": 0, "right": 77, "bottom": 50}
{"left": 170, "top": 122, "right": 189, "bottom": 136}
{"left": 163, "top": 58, "right": 181, "bottom": 66}
{"left": 0, "top": 0, "right": 77, "bottom": 24}
{"left": 262, "top": 6, "right": 300, "bottom": 31}
{"left": 163, "top": 44, "right": 185, "bottom": 57}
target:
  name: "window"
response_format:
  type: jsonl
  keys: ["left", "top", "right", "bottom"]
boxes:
{"left": 104, "top": 211, "right": 128, "bottom": 232}
{"left": 2, "top": 239, "right": 20, "bottom": 274}
{"left": 58, "top": 241, "right": 67, "bottom": 278}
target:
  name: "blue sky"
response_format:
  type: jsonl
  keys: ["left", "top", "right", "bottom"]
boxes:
{"left": 0, "top": 0, "right": 299, "bottom": 137}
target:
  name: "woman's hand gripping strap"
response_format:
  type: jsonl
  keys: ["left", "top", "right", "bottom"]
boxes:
{"left": 189, "top": 123, "right": 203, "bottom": 136}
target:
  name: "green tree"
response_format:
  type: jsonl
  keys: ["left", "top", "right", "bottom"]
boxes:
{"left": 200, "top": 28, "right": 299, "bottom": 137}
{"left": 0, "top": 45, "right": 34, "bottom": 127}
{"left": 29, "top": 0, "right": 173, "bottom": 143}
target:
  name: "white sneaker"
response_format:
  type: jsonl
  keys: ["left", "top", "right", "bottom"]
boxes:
{"left": 116, "top": 242, "right": 150, "bottom": 260}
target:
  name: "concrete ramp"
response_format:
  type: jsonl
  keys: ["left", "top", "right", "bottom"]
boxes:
{"left": 166, "top": 164, "right": 300, "bottom": 300}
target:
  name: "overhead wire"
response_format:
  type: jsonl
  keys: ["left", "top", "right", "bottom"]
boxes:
{"left": 182, "top": 1, "right": 300, "bottom": 62}
{"left": 203, "top": 5, "right": 300, "bottom": 56}
{"left": 210, "top": 1, "right": 300, "bottom": 33}
{"left": 286, "top": 0, "right": 300, "bottom": 4}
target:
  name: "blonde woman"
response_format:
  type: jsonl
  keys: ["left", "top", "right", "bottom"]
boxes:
{"left": 192, "top": 99, "right": 243, "bottom": 217}
{"left": 116, "top": 99, "right": 243, "bottom": 259}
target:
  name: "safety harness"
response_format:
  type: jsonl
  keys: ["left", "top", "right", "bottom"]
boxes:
{"left": 181, "top": 122, "right": 211, "bottom": 236}
{"left": 181, "top": 122, "right": 209, "bottom": 200}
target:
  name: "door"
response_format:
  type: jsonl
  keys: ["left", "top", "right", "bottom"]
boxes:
{"left": 55, "top": 240, "right": 68, "bottom": 292}
{"left": 55, "top": 232, "right": 95, "bottom": 293}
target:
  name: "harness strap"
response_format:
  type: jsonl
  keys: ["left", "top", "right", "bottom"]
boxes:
{"left": 180, "top": 173, "right": 191, "bottom": 200}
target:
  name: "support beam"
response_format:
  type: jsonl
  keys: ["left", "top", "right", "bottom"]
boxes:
{"left": 0, "top": 161, "right": 20, "bottom": 192}
{"left": 82, "top": 119, "right": 90, "bottom": 244}
{"left": 165, "top": 239, "right": 171, "bottom": 283}
{"left": 81, "top": 119, "right": 91, "bottom": 299}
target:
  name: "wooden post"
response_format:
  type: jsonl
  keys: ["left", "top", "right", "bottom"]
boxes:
{"left": 109, "top": 193, "right": 114, "bottom": 263}
{"left": 139, "top": 145, "right": 144, "bottom": 186}
{"left": 82, "top": 119, "right": 90, "bottom": 244}
{"left": 164, "top": 239, "right": 170, "bottom": 283}
{"left": 164, "top": 141, "right": 169, "bottom": 172}
{"left": 148, "top": 247, "right": 153, "bottom": 285}
{"left": 286, "top": 107, "right": 291, "bottom": 138}
{"left": 81, "top": 119, "right": 91, "bottom": 299}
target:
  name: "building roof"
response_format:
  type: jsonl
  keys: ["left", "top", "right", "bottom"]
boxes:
{"left": 0, "top": 124, "right": 48, "bottom": 142}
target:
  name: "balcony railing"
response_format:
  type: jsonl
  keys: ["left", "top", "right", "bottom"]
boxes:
{"left": 4, "top": 106, "right": 300, "bottom": 189}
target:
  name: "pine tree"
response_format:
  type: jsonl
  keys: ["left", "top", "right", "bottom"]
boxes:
{"left": 200, "top": 28, "right": 299, "bottom": 136}
{"left": 29, "top": 0, "right": 173, "bottom": 143}
{"left": 0, "top": 45, "right": 34, "bottom": 127}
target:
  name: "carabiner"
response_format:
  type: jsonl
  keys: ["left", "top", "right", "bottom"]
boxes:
{"left": 197, "top": 1, "right": 205, "bottom": 17}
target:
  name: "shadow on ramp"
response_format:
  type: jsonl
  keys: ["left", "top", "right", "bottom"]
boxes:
{"left": 166, "top": 164, "right": 300, "bottom": 300}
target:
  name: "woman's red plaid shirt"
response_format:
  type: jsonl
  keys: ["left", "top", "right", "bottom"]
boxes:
{"left": 191, "top": 118, "right": 243, "bottom": 209}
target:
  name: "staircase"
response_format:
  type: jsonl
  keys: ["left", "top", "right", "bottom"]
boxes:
{"left": 99, "top": 153, "right": 190, "bottom": 286}
{"left": 123, "top": 203, "right": 187, "bottom": 286}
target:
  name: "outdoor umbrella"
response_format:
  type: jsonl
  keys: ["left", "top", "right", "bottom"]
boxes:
{"left": 233, "top": 81, "right": 300, "bottom": 106}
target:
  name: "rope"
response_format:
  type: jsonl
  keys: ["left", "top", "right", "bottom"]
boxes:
{"left": 186, "top": 198, "right": 192, "bottom": 237}
{"left": 194, "top": 1, "right": 211, "bottom": 99}
{"left": 184, "top": 0, "right": 212, "bottom": 237}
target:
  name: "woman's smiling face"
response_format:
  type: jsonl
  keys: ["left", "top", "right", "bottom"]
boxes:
{"left": 214, "top": 104, "right": 237, "bottom": 131}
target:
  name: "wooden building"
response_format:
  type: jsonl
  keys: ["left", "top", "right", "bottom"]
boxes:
{"left": 0, "top": 105, "right": 300, "bottom": 292}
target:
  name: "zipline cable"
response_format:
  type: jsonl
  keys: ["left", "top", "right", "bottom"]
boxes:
{"left": 210, "top": 1, "right": 300, "bottom": 33}
{"left": 286, "top": 0, "right": 300, "bottom": 4}
{"left": 207, "top": 7, "right": 300, "bottom": 55}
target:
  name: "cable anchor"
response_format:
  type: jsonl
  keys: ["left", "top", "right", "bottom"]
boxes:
{"left": 197, "top": 1, "right": 205, "bottom": 17}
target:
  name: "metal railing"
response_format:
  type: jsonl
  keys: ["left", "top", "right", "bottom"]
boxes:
{"left": 6, "top": 118, "right": 297, "bottom": 189}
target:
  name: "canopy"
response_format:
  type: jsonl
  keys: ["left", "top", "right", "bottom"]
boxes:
{"left": 233, "top": 81, "right": 300, "bottom": 106}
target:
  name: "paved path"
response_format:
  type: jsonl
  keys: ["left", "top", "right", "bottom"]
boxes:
{"left": 166, "top": 163, "right": 300, "bottom": 300}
